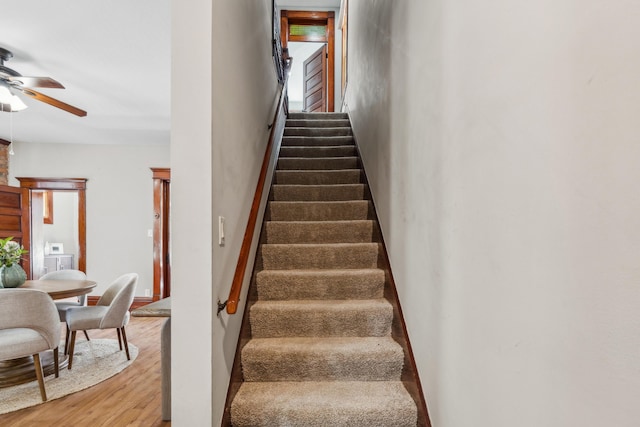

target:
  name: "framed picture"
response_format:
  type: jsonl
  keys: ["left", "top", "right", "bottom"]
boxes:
{"left": 49, "top": 243, "right": 64, "bottom": 255}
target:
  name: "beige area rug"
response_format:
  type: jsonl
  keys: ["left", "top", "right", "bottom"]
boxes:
{"left": 0, "top": 339, "right": 138, "bottom": 415}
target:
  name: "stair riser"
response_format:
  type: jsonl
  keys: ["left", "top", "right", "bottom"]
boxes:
{"left": 250, "top": 304, "right": 393, "bottom": 338}
{"left": 271, "top": 184, "right": 366, "bottom": 201}
{"left": 261, "top": 244, "right": 378, "bottom": 270}
{"left": 275, "top": 170, "right": 361, "bottom": 185}
{"left": 256, "top": 270, "right": 385, "bottom": 300}
{"left": 264, "top": 221, "right": 373, "bottom": 244}
{"left": 280, "top": 146, "right": 356, "bottom": 158}
{"left": 286, "top": 119, "right": 351, "bottom": 128}
{"left": 284, "top": 128, "right": 353, "bottom": 137}
{"left": 241, "top": 340, "right": 404, "bottom": 381}
{"left": 282, "top": 136, "right": 354, "bottom": 146}
{"left": 288, "top": 112, "right": 349, "bottom": 120}
{"left": 277, "top": 157, "right": 359, "bottom": 170}
{"left": 269, "top": 201, "right": 370, "bottom": 221}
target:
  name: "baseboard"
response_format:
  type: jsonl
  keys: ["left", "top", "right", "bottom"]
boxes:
{"left": 87, "top": 296, "right": 153, "bottom": 309}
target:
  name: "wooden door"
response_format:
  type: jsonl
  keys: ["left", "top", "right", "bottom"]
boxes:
{"left": 0, "top": 185, "right": 30, "bottom": 277}
{"left": 303, "top": 45, "right": 327, "bottom": 112}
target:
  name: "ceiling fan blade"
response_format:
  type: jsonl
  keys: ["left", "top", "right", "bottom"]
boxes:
{"left": 6, "top": 76, "right": 65, "bottom": 89}
{"left": 16, "top": 87, "right": 87, "bottom": 117}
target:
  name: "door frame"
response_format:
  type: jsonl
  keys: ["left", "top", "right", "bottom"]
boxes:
{"left": 16, "top": 177, "right": 87, "bottom": 276}
{"left": 281, "top": 10, "right": 335, "bottom": 112}
{"left": 339, "top": 0, "right": 349, "bottom": 101}
{"left": 151, "top": 168, "right": 170, "bottom": 301}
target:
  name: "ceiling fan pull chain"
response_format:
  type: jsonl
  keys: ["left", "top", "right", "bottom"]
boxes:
{"left": 8, "top": 111, "right": 14, "bottom": 155}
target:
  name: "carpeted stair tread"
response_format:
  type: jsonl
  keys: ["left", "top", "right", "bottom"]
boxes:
{"left": 271, "top": 184, "right": 366, "bottom": 201}
{"left": 256, "top": 269, "right": 385, "bottom": 300}
{"left": 288, "top": 112, "right": 349, "bottom": 120}
{"left": 286, "top": 119, "right": 351, "bottom": 128}
{"left": 261, "top": 242, "right": 379, "bottom": 270}
{"left": 284, "top": 127, "right": 353, "bottom": 137}
{"left": 264, "top": 220, "right": 373, "bottom": 244}
{"left": 231, "top": 381, "right": 417, "bottom": 427}
{"left": 282, "top": 136, "right": 355, "bottom": 146}
{"left": 277, "top": 157, "right": 359, "bottom": 170}
{"left": 241, "top": 336, "right": 405, "bottom": 381}
{"left": 275, "top": 169, "right": 361, "bottom": 185}
{"left": 250, "top": 299, "right": 393, "bottom": 337}
{"left": 269, "top": 200, "right": 370, "bottom": 221}
{"left": 280, "top": 146, "right": 357, "bottom": 158}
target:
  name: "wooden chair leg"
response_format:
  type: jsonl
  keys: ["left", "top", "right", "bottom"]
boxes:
{"left": 67, "top": 330, "right": 77, "bottom": 370}
{"left": 53, "top": 347, "right": 59, "bottom": 378}
{"left": 116, "top": 328, "right": 123, "bottom": 350}
{"left": 33, "top": 353, "right": 47, "bottom": 401}
{"left": 83, "top": 330, "right": 90, "bottom": 341}
{"left": 65, "top": 327, "right": 71, "bottom": 355}
{"left": 121, "top": 326, "right": 131, "bottom": 360}
{"left": 64, "top": 324, "right": 70, "bottom": 355}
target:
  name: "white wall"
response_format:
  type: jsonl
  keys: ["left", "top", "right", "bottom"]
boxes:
{"left": 171, "top": 0, "right": 213, "bottom": 423}
{"left": 9, "top": 142, "right": 169, "bottom": 297}
{"left": 43, "top": 191, "right": 79, "bottom": 269}
{"left": 171, "top": 0, "right": 279, "bottom": 424}
{"left": 346, "top": 1, "right": 640, "bottom": 426}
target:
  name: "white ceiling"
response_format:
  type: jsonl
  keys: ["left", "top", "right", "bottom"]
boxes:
{"left": 0, "top": 0, "right": 170, "bottom": 146}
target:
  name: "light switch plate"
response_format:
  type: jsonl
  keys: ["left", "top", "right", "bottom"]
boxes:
{"left": 219, "top": 216, "right": 225, "bottom": 246}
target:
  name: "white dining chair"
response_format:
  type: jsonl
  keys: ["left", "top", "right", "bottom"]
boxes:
{"left": 0, "top": 288, "right": 60, "bottom": 401}
{"left": 40, "top": 269, "right": 91, "bottom": 353}
{"left": 66, "top": 273, "right": 138, "bottom": 369}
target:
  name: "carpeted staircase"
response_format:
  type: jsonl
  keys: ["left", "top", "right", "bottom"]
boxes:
{"left": 229, "top": 112, "right": 420, "bottom": 426}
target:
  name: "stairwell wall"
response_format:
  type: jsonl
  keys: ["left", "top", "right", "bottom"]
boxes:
{"left": 346, "top": 1, "right": 640, "bottom": 426}
{"left": 172, "top": 0, "right": 280, "bottom": 424}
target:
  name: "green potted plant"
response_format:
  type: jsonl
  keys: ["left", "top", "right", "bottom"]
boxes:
{"left": 0, "top": 237, "right": 28, "bottom": 288}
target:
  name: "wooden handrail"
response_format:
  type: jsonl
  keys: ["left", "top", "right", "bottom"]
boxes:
{"left": 221, "top": 60, "right": 291, "bottom": 315}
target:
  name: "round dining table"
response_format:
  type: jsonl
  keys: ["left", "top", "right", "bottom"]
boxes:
{"left": 19, "top": 279, "right": 97, "bottom": 300}
{"left": 0, "top": 279, "right": 97, "bottom": 389}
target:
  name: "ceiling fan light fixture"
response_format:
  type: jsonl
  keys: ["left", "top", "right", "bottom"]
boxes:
{"left": 9, "top": 95, "right": 27, "bottom": 111}
{"left": 0, "top": 84, "right": 27, "bottom": 112}
{"left": 0, "top": 84, "right": 12, "bottom": 103}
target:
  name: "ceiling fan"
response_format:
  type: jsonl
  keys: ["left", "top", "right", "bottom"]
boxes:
{"left": 0, "top": 47, "right": 87, "bottom": 117}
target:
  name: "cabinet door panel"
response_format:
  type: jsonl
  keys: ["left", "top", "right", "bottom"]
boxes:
{"left": 59, "top": 255, "right": 73, "bottom": 270}
{"left": 43, "top": 256, "right": 58, "bottom": 274}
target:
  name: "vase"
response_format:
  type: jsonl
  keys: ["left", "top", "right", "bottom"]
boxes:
{"left": 0, "top": 264, "right": 27, "bottom": 288}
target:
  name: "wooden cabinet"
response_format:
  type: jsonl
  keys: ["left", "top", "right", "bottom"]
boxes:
{"left": 44, "top": 254, "right": 74, "bottom": 274}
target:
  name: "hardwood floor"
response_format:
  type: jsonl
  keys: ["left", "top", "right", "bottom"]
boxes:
{"left": 0, "top": 317, "right": 171, "bottom": 427}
